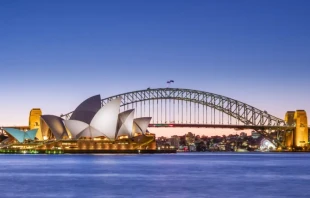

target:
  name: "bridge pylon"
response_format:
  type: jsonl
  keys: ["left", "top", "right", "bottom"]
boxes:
{"left": 294, "top": 110, "right": 308, "bottom": 148}
{"left": 284, "top": 111, "right": 295, "bottom": 149}
{"left": 29, "top": 108, "right": 43, "bottom": 140}
{"left": 284, "top": 110, "right": 308, "bottom": 150}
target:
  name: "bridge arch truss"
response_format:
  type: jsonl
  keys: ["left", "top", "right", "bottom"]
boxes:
{"left": 62, "top": 88, "right": 286, "bottom": 127}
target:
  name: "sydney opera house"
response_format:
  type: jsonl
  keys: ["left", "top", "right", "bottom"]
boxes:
{"left": 0, "top": 95, "right": 168, "bottom": 154}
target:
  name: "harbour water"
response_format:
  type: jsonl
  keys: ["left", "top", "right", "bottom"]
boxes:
{"left": 0, "top": 153, "right": 309, "bottom": 198}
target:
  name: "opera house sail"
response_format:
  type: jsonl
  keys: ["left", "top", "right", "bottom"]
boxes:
{"left": 69, "top": 95, "right": 101, "bottom": 124}
{"left": 117, "top": 109, "right": 135, "bottom": 138}
{"left": 41, "top": 115, "right": 69, "bottom": 140}
{"left": 4, "top": 128, "right": 38, "bottom": 143}
{"left": 133, "top": 117, "right": 152, "bottom": 135}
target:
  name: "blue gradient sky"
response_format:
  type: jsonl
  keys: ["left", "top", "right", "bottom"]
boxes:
{"left": 0, "top": 0, "right": 309, "bottom": 136}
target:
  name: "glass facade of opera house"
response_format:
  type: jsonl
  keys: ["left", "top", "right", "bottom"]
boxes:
{"left": 0, "top": 95, "right": 164, "bottom": 153}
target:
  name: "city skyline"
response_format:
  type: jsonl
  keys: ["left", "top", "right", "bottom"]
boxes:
{"left": 1, "top": 0, "right": 309, "bottom": 137}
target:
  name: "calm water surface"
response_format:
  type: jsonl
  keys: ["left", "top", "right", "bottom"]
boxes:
{"left": 0, "top": 153, "right": 309, "bottom": 198}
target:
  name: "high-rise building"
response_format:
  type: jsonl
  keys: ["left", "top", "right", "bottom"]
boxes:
{"left": 169, "top": 135, "right": 180, "bottom": 149}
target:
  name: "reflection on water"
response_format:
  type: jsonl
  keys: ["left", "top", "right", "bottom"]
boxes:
{"left": 0, "top": 153, "right": 309, "bottom": 198}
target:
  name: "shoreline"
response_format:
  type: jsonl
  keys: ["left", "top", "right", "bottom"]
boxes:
{"left": 0, "top": 149, "right": 177, "bottom": 154}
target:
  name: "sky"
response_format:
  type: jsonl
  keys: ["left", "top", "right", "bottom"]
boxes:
{"left": 0, "top": 0, "right": 309, "bottom": 137}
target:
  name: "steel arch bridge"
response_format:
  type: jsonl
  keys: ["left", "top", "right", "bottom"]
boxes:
{"left": 61, "top": 88, "right": 287, "bottom": 129}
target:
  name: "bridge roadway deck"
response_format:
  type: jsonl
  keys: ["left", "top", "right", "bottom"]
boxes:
{"left": 148, "top": 124, "right": 295, "bottom": 130}
{"left": 0, "top": 126, "right": 29, "bottom": 130}
{"left": 0, "top": 124, "right": 294, "bottom": 133}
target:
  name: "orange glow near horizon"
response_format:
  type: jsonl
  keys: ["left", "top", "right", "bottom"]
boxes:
{"left": 150, "top": 128, "right": 251, "bottom": 138}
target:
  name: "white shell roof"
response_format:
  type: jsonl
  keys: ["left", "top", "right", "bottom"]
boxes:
{"left": 90, "top": 97, "right": 121, "bottom": 140}
{"left": 132, "top": 117, "right": 152, "bottom": 135}
{"left": 116, "top": 109, "right": 135, "bottom": 138}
